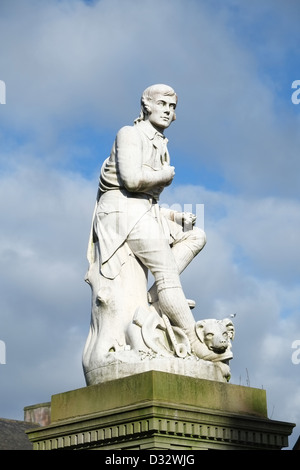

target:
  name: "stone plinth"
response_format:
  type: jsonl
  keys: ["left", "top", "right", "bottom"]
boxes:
{"left": 26, "top": 371, "right": 295, "bottom": 450}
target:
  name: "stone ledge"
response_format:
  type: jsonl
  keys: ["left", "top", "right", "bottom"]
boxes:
{"left": 27, "top": 402, "right": 294, "bottom": 450}
{"left": 51, "top": 370, "right": 268, "bottom": 423}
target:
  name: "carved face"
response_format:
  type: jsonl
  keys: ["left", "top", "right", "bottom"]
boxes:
{"left": 145, "top": 92, "right": 177, "bottom": 132}
{"left": 195, "top": 319, "right": 235, "bottom": 354}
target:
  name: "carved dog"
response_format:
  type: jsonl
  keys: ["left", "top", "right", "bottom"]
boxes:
{"left": 194, "top": 318, "right": 235, "bottom": 362}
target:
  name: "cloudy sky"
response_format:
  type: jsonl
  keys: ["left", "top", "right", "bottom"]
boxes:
{"left": 0, "top": 0, "right": 300, "bottom": 449}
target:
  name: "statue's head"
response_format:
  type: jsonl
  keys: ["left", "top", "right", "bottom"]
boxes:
{"left": 134, "top": 84, "right": 178, "bottom": 130}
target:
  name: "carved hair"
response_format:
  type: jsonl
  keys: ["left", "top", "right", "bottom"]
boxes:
{"left": 134, "top": 84, "right": 178, "bottom": 124}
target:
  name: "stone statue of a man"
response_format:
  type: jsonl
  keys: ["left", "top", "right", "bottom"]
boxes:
{"left": 83, "top": 85, "right": 234, "bottom": 385}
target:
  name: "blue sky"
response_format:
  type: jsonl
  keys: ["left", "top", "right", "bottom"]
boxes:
{"left": 0, "top": 0, "right": 300, "bottom": 449}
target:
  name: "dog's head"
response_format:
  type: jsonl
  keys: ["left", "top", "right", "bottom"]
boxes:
{"left": 195, "top": 318, "right": 235, "bottom": 354}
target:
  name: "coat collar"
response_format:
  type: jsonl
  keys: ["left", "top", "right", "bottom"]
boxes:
{"left": 136, "top": 120, "right": 168, "bottom": 144}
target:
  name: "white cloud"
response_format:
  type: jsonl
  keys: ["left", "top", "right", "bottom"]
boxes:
{"left": 0, "top": 158, "right": 93, "bottom": 410}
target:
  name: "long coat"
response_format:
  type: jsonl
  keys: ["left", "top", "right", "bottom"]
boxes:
{"left": 88, "top": 120, "right": 172, "bottom": 279}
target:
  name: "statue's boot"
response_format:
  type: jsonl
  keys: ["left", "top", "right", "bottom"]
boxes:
{"left": 148, "top": 288, "right": 195, "bottom": 309}
{"left": 147, "top": 234, "right": 205, "bottom": 311}
{"left": 156, "top": 286, "right": 208, "bottom": 358}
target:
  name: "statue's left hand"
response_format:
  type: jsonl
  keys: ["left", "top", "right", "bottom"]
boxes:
{"left": 182, "top": 212, "right": 196, "bottom": 226}
{"left": 174, "top": 212, "right": 196, "bottom": 227}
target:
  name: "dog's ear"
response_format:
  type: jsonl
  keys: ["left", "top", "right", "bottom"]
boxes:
{"left": 222, "top": 319, "right": 235, "bottom": 341}
{"left": 195, "top": 320, "right": 206, "bottom": 343}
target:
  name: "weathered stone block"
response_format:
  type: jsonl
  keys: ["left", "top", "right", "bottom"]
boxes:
{"left": 51, "top": 371, "right": 267, "bottom": 423}
{"left": 27, "top": 371, "right": 295, "bottom": 450}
